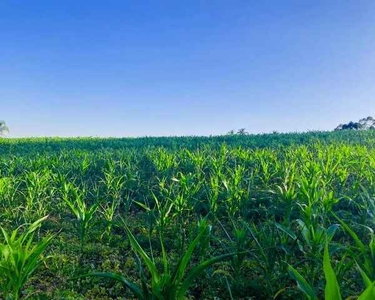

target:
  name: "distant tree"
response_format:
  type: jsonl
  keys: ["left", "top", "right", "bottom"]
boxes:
{"left": 237, "top": 128, "right": 249, "bottom": 135}
{"left": 0, "top": 121, "right": 9, "bottom": 135}
{"left": 226, "top": 128, "right": 249, "bottom": 135}
{"left": 335, "top": 117, "right": 375, "bottom": 131}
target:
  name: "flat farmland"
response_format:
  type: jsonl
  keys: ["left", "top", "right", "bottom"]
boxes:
{"left": 1, "top": 131, "right": 375, "bottom": 299}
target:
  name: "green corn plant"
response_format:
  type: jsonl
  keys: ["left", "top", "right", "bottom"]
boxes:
{"left": 228, "top": 226, "right": 248, "bottom": 284}
{"left": 294, "top": 218, "right": 340, "bottom": 286}
{"left": 23, "top": 170, "right": 54, "bottom": 221}
{"left": 206, "top": 173, "right": 221, "bottom": 216}
{"left": 245, "top": 221, "right": 289, "bottom": 298}
{"left": 255, "top": 150, "right": 278, "bottom": 186}
{"left": 288, "top": 241, "right": 375, "bottom": 300}
{"left": 182, "top": 149, "right": 207, "bottom": 175}
{"left": 212, "top": 222, "right": 249, "bottom": 300}
{"left": 171, "top": 172, "right": 201, "bottom": 217}
{"left": 210, "top": 144, "right": 228, "bottom": 176}
{"left": 0, "top": 176, "right": 18, "bottom": 208}
{"left": 272, "top": 164, "right": 297, "bottom": 225}
{"left": 135, "top": 195, "right": 174, "bottom": 237}
{"left": 99, "top": 198, "right": 120, "bottom": 241}
{"left": 88, "top": 221, "right": 234, "bottom": 300}
{"left": 0, "top": 216, "right": 54, "bottom": 300}
{"left": 222, "top": 165, "right": 249, "bottom": 218}
{"left": 62, "top": 183, "right": 98, "bottom": 252}
{"left": 148, "top": 148, "right": 178, "bottom": 176}
{"left": 99, "top": 164, "right": 125, "bottom": 240}
{"left": 0, "top": 176, "right": 21, "bottom": 222}
{"left": 135, "top": 178, "right": 176, "bottom": 236}
{"left": 297, "top": 170, "right": 325, "bottom": 228}
{"left": 79, "top": 154, "right": 91, "bottom": 177}
{"left": 101, "top": 161, "right": 125, "bottom": 202}
{"left": 196, "top": 218, "right": 212, "bottom": 261}
{"left": 332, "top": 212, "right": 375, "bottom": 282}
{"left": 170, "top": 172, "right": 202, "bottom": 251}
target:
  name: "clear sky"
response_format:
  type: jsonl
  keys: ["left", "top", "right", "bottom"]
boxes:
{"left": 1, "top": 1, "right": 375, "bottom": 137}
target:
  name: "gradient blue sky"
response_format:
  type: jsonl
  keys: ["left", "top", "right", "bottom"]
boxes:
{"left": 1, "top": 1, "right": 375, "bottom": 137}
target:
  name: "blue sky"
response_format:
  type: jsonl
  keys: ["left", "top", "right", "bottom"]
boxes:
{"left": 1, "top": 1, "right": 375, "bottom": 137}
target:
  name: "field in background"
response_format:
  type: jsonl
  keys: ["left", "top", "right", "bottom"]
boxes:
{"left": 1, "top": 131, "right": 375, "bottom": 299}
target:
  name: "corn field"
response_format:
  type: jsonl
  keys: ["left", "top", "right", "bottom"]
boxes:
{"left": 1, "top": 131, "right": 375, "bottom": 299}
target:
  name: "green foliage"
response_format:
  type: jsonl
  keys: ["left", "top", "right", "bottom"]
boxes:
{"left": 0, "top": 216, "right": 53, "bottom": 300}
{"left": 289, "top": 240, "right": 375, "bottom": 300}
{"left": 288, "top": 265, "right": 318, "bottom": 300}
{"left": 1, "top": 132, "right": 375, "bottom": 298}
{"left": 62, "top": 182, "right": 99, "bottom": 252}
{"left": 323, "top": 242, "right": 342, "bottom": 300}
{"left": 88, "top": 220, "right": 234, "bottom": 299}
